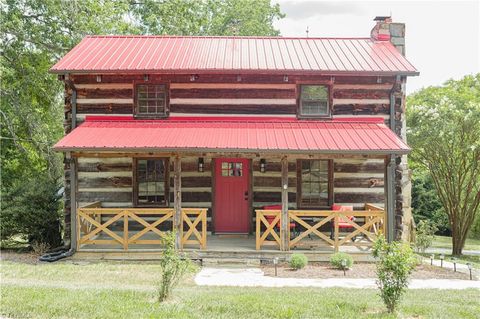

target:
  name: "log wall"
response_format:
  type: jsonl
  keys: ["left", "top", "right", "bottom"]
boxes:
{"left": 74, "top": 155, "right": 385, "bottom": 232}
{"left": 252, "top": 158, "right": 297, "bottom": 209}
{"left": 333, "top": 158, "right": 385, "bottom": 208}
{"left": 77, "top": 157, "right": 133, "bottom": 207}
{"left": 65, "top": 73, "right": 397, "bottom": 239}
{"left": 71, "top": 74, "right": 395, "bottom": 126}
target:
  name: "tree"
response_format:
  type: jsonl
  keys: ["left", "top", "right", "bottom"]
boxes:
{"left": 1, "top": 0, "right": 137, "bottom": 245}
{"left": 1, "top": 0, "right": 285, "bottom": 246}
{"left": 407, "top": 74, "right": 480, "bottom": 255}
{"left": 411, "top": 171, "right": 449, "bottom": 234}
{"left": 131, "top": 0, "right": 284, "bottom": 36}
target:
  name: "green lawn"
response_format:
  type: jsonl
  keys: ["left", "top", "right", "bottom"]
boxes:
{"left": 1, "top": 260, "right": 479, "bottom": 319}
{"left": 431, "top": 235, "right": 480, "bottom": 251}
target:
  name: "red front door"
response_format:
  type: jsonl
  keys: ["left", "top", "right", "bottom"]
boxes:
{"left": 214, "top": 158, "right": 250, "bottom": 233}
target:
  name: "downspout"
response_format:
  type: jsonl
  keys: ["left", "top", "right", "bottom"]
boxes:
{"left": 40, "top": 151, "right": 77, "bottom": 261}
{"left": 69, "top": 151, "right": 77, "bottom": 251}
{"left": 64, "top": 73, "right": 77, "bottom": 130}
{"left": 386, "top": 75, "right": 401, "bottom": 242}
{"left": 71, "top": 89, "right": 77, "bottom": 129}
{"left": 40, "top": 75, "right": 77, "bottom": 262}
{"left": 65, "top": 74, "right": 78, "bottom": 251}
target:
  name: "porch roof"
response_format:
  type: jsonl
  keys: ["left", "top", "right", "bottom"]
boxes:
{"left": 54, "top": 117, "right": 410, "bottom": 155}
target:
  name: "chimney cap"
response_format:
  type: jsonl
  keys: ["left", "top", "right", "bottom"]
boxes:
{"left": 374, "top": 16, "right": 391, "bottom": 21}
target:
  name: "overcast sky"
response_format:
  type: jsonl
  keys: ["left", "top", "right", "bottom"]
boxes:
{"left": 273, "top": 0, "right": 480, "bottom": 93}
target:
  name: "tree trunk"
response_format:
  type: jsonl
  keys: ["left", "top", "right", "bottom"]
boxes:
{"left": 451, "top": 224, "right": 467, "bottom": 256}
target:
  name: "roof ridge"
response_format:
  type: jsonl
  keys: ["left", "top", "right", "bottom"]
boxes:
{"left": 84, "top": 35, "right": 373, "bottom": 40}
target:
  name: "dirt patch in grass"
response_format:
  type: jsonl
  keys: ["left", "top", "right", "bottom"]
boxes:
{"left": 0, "top": 250, "right": 41, "bottom": 264}
{"left": 261, "top": 262, "right": 474, "bottom": 280}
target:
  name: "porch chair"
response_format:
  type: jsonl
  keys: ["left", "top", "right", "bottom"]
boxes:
{"left": 330, "top": 204, "right": 357, "bottom": 242}
{"left": 262, "top": 205, "right": 298, "bottom": 238}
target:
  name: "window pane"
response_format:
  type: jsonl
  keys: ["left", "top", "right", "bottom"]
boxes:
{"left": 136, "top": 84, "right": 166, "bottom": 116}
{"left": 299, "top": 160, "right": 330, "bottom": 207}
{"left": 301, "top": 85, "right": 328, "bottom": 100}
{"left": 137, "top": 159, "right": 167, "bottom": 205}
{"left": 300, "top": 85, "right": 329, "bottom": 116}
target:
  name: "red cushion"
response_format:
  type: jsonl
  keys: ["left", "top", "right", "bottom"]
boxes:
{"left": 263, "top": 205, "right": 282, "bottom": 210}
{"left": 332, "top": 205, "right": 354, "bottom": 228}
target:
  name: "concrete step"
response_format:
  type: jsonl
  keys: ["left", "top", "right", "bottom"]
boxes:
{"left": 202, "top": 258, "right": 261, "bottom": 267}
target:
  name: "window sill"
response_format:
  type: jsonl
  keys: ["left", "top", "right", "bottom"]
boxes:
{"left": 297, "top": 115, "right": 332, "bottom": 120}
{"left": 134, "top": 114, "right": 169, "bottom": 119}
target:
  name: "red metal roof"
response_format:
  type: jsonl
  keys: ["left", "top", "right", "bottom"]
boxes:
{"left": 54, "top": 118, "right": 410, "bottom": 154}
{"left": 50, "top": 36, "right": 418, "bottom": 76}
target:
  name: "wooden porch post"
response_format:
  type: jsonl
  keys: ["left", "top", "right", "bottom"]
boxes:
{"left": 68, "top": 152, "right": 78, "bottom": 251}
{"left": 173, "top": 155, "right": 182, "bottom": 249}
{"left": 281, "top": 156, "right": 289, "bottom": 251}
{"left": 385, "top": 155, "right": 395, "bottom": 242}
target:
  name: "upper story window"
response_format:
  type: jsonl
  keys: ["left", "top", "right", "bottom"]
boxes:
{"left": 135, "top": 84, "right": 168, "bottom": 117}
{"left": 299, "top": 85, "right": 330, "bottom": 117}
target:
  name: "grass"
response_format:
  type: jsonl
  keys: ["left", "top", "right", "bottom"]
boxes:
{"left": 1, "top": 260, "right": 480, "bottom": 319}
{"left": 431, "top": 235, "right": 480, "bottom": 251}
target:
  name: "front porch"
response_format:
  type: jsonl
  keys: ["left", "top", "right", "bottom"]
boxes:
{"left": 76, "top": 201, "right": 385, "bottom": 260}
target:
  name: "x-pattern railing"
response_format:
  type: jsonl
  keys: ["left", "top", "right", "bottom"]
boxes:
{"left": 77, "top": 207, "right": 174, "bottom": 250}
{"left": 255, "top": 210, "right": 282, "bottom": 250}
{"left": 180, "top": 208, "right": 207, "bottom": 249}
{"left": 77, "top": 204, "right": 207, "bottom": 251}
{"left": 255, "top": 203, "right": 385, "bottom": 251}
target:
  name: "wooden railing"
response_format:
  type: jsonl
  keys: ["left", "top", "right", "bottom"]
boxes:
{"left": 255, "top": 210, "right": 282, "bottom": 250}
{"left": 255, "top": 203, "right": 385, "bottom": 251}
{"left": 77, "top": 204, "right": 207, "bottom": 251}
{"left": 180, "top": 208, "right": 207, "bottom": 250}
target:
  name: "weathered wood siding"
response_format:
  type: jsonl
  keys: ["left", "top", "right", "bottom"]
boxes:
{"left": 74, "top": 155, "right": 385, "bottom": 232}
{"left": 252, "top": 158, "right": 297, "bottom": 209}
{"left": 333, "top": 158, "right": 385, "bottom": 208}
{"left": 67, "top": 73, "right": 392, "bottom": 236}
{"left": 77, "top": 157, "right": 133, "bottom": 207}
{"left": 72, "top": 74, "right": 395, "bottom": 126}
{"left": 169, "top": 157, "right": 214, "bottom": 228}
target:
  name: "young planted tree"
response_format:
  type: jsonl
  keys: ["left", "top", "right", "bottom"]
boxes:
{"left": 407, "top": 74, "right": 480, "bottom": 255}
{"left": 373, "top": 236, "right": 416, "bottom": 313}
{"left": 157, "top": 232, "right": 190, "bottom": 302}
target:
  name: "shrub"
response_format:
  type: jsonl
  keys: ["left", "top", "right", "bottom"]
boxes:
{"left": 330, "top": 252, "right": 353, "bottom": 269}
{"left": 414, "top": 220, "right": 438, "bottom": 253}
{"left": 373, "top": 236, "right": 416, "bottom": 313}
{"left": 1, "top": 174, "right": 63, "bottom": 248}
{"left": 157, "top": 232, "right": 190, "bottom": 302}
{"left": 290, "top": 253, "right": 308, "bottom": 270}
{"left": 469, "top": 214, "right": 480, "bottom": 239}
{"left": 411, "top": 172, "right": 450, "bottom": 235}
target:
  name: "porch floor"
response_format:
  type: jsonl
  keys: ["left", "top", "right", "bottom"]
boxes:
{"left": 79, "top": 231, "right": 371, "bottom": 254}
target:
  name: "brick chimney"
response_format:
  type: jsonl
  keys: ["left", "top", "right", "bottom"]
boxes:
{"left": 371, "top": 16, "right": 406, "bottom": 56}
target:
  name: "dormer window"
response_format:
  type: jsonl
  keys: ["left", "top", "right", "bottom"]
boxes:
{"left": 135, "top": 84, "right": 168, "bottom": 117}
{"left": 299, "top": 85, "right": 330, "bottom": 117}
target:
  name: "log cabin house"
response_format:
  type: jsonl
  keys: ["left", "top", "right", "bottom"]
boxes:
{"left": 51, "top": 16, "right": 419, "bottom": 261}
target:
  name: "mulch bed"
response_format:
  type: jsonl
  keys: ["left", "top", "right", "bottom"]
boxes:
{"left": 0, "top": 250, "right": 42, "bottom": 264}
{"left": 261, "top": 262, "right": 474, "bottom": 280}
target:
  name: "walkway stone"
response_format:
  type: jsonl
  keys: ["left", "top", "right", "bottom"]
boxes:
{"left": 195, "top": 267, "right": 480, "bottom": 289}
